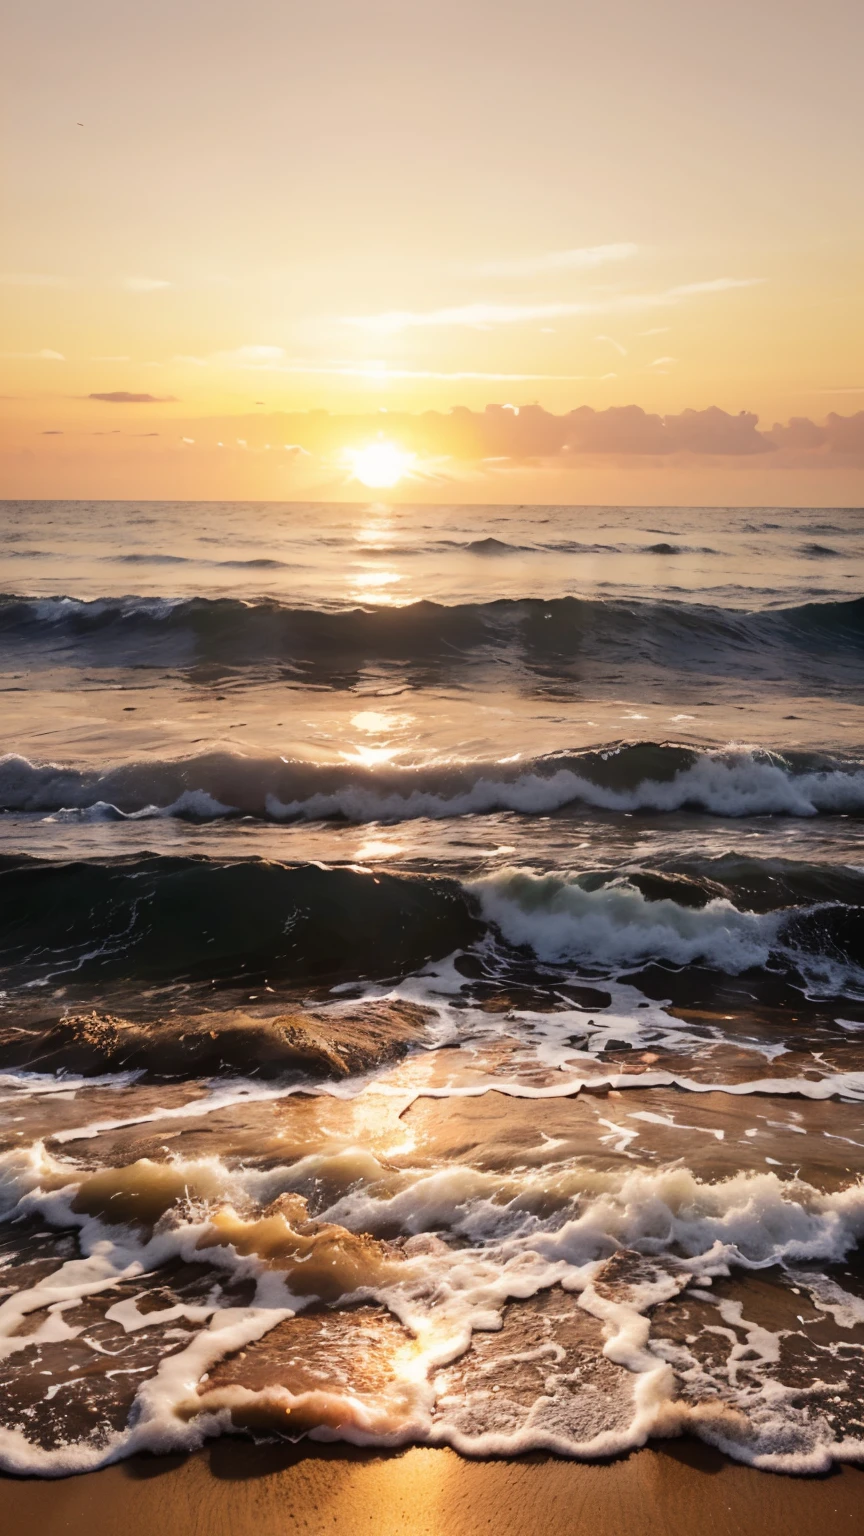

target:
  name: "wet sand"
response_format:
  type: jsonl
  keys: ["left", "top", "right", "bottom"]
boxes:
{"left": 3, "top": 1441, "right": 863, "bottom": 1536}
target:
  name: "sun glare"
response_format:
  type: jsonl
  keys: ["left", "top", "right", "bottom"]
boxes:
{"left": 348, "top": 442, "right": 414, "bottom": 488}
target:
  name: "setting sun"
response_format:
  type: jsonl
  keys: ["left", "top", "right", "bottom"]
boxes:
{"left": 347, "top": 442, "right": 415, "bottom": 488}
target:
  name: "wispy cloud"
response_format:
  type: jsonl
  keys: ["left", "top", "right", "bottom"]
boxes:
{"left": 173, "top": 345, "right": 286, "bottom": 367}
{"left": 0, "top": 273, "right": 68, "bottom": 287}
{"left": 214, "top": 345, "right": 285, "bottom": 365}
{"left": 649, "top": 355, "right": 677, "bottom": 366}
{"left": 596, "top": 334, "right": 628, "bottom": 356}
{"left": 122, "top": 277, "right": 172, "bottom": 292}
{"left": 641, "top": 326, "right": 670, "bottom": 337}
{"left": 274, "top": 365, "right": 618, "bottom": 381}
{"left": 1, "top": 349, "right": 66, "bottom": 360}
{"left": 170, "top": 347, "right": 616, "bottom": 382}
{"left": 346, "top": 278, "right": 763, "bottom": 333}
{"left": 467, "top": 242, "right": 638, "bottom": 278}
{"left": 88, "top": 391, "right": 176, "bottom": 403}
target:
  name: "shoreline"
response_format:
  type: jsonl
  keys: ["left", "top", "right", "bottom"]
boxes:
{"left": 3, "top": 1440, "right": 863, "bottom": 1536}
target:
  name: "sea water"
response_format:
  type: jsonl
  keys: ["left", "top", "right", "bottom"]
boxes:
{"left": 1, "top": 498, "right": 864, "bottom": 1474}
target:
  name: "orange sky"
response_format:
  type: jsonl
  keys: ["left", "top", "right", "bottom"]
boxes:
{"left": 2, "top": 0, "right": 863, "bottom": 504}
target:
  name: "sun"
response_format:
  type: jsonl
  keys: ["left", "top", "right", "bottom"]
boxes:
{"left": 347, "top": 441, "right": 414, "bottom": 488}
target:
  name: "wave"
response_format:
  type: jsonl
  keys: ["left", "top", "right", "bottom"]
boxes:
{"left": 3, "top": 1144, "right": 864, "bottom": 1472}
{"left": 463, "top": 536, "right": 523, "bottom": 555}
{"left": 3, "top": 742, "right": 864, "bottom": 822}
{"left": 113, "top": 553, "right": 292, "bottom": 569}
{"left": 0, "top": 849, "right": 862, "bottom": 998}
{"left": 470, "top": 867, "right": 864, "bottom": 998}
{"left": 798, "top": 543, "right": 844, "bottom": 559}
{"left": 0, "top": 592, "right": 861, "bottom": 678}
{"left": 0, "top": 855, "right": 481, "bottom": 989}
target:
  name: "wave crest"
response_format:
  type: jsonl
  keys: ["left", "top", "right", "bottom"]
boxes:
{"left": 3, "top": 742, "right": 864, "bottom": 822}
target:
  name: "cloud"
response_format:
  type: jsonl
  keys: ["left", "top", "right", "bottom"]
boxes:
{"left": 48, "top": 403, "right": 864, "bottom": 470}
{"left": 171, "top": 348, "right": 617, "bottom": 382}
{"left": 1, "top": 349, "right": 66, "bottom": 361}
{"left": 208, "top": 403, "right": 863, "bottom": 464}
{"left": 215, "top": 345, "right": 286, "bottom": 365}
{"left": 0, "top": 273, "right": 67, "bottom": 287}
{"left": 596, "top": 335, "right": 628, "bottom": 356}
{"left": 452, "top": 404, "right": 774, "bottom": 458}
{"left": 122, "top": 277, "right": 171, "bottom": 292}
{"left": 172, "top": 346, "right": 287, "bottom": 368}
{"left": 284, "top": 365, "right": 616, "bottom": 381}
{"left": 768, "top": 412, "right": 864, "bottom": 455}
{"left": 468, "top": 242, "right": 638, "bottom": 278}
{"left": 88, "top": 391, "right": 177, "bottom": 403}
{"left": 346, "top": 278, "right": 763, "bottom": 332}
{"left": 42, "top": 430, "right": 63, "bottom": 435}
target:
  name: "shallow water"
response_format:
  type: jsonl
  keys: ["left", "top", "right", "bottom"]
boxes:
{"left": 1, "top": 498, "right": 864, "bottom": 1475}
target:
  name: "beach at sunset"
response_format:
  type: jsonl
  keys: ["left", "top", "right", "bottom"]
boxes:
{"left": 2, "top": 2, "right": 863, "bottom": 1530}
{"left": 4, "top": 1442, "right": 864, "bottom": 1536}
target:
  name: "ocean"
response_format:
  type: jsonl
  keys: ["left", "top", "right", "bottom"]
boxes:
{"left": 1, "top": 497, "right": 864, "bottom": 1476}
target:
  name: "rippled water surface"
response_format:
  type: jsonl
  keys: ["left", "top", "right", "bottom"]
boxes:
{"left": 1, "top": 498, "right": 863, "bottom": 1476}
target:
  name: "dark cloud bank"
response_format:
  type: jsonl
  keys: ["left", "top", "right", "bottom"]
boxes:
{"left": 215, "top": 404, "right": 864, "bottom": 463}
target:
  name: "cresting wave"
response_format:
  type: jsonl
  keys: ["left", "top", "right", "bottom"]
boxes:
{"left": 0, "top": 852, "right": 862, "bottom": 995}
{"left": 469, "top": 867, "right": 864, "bottom": 998}
{"left": 3, "top": 741, "right": 864, "bottom": 821}
{"left": 0, "top": 591, "right": 862, "bottom": 673}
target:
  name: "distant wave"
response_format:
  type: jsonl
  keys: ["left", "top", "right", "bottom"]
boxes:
{"left": 0, "top": 593, "right": 861, "bottom": 680}
{"left": 463, "top": 536, "right": 524, "bottom": 555}
{"left": 113, "top": 553, "right": 293, "bottom": 569}
{"left": 798, "top": 543, "right": 844, "bottom": 559}
{"left": 3, "top": 742, "right": 864, "bottom": 822}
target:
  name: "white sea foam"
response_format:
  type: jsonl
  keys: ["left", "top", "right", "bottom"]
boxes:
{"left": 266, "top": 753, "right": 864, "bottom": 822}
{"left": 467, "top": 867, "right": 864, "bottom": 996}
{"left": 43, "top": 789, "right": 235, "bottom": 822}
{"left": 469, "top": 868, "right": 778, "bottom": 971}
{"left": 3, "top": 1145, "right": 864, "bottom": 1474}
{"left": 3, "top": 745, "right": 864, "bottom": 820}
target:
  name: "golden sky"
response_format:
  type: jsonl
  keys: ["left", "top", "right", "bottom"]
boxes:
{"left": 2, "top": 0, "right": 863, "bottom": 503}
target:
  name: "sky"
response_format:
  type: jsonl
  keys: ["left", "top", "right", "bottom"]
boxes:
{"left": 1, "top": 0, "right": 863, "bottom": 504}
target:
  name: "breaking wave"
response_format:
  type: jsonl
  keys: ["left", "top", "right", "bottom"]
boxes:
{"left": 3, "top": 742, "right": 864, "bottom": 821}
{"left": 470, "top": 867, "right": 864, "bottom": 998}
{"left": 0, "top": 851, "right": 862, "bottom": 997}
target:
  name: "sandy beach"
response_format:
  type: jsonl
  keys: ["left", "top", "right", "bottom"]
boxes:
{"left": 3, "top": 1441, "right": 863, "bottom": 1536}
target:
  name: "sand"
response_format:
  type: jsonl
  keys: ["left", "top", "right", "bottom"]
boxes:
{"left": 3, "top": 1441, "right": 863, "bottom": 1536}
